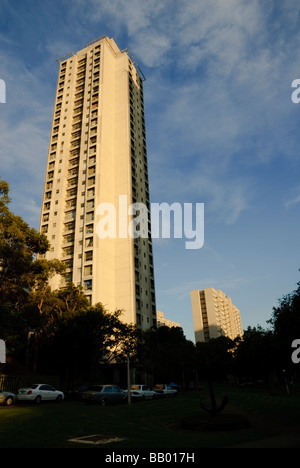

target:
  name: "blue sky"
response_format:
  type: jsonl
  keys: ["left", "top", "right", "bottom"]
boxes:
{"left": 1, "top": 0, "right": 300, "bottom": 342}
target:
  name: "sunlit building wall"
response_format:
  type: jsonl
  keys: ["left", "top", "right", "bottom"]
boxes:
{"left": 39, "top": 36, "right": 156, "bottom": 330}
{"left": 156, "top": 311, "right": 181, "bottom": 329}
{"left": 191, "top": 288, "right": 243, "bottom": 343}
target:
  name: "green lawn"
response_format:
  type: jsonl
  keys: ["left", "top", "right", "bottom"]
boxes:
{"left": 1, "top": 386, "right": 300, "bottom": 448}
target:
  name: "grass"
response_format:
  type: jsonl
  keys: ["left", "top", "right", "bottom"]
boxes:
{"left": 1, "top": 385, "right": 300, "bottom": 448}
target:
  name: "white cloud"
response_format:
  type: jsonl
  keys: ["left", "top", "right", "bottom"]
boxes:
{"left": 149, "top": 161, "right": 252, "bottom": 225}
{"left": 285, "top": 187, "right": 300, "bottom": 209}
{"left": 1, "top": 0, "right": 300, "bottom": 232}
{"left": 0, "top": 47, "right": 52, "bottom": 226}
{"left": 159, "top": 275, "right": 250, "bottom": 301}
{"left": 70, "top": 0, "right": 167, "bottom": 35}
{"left": 129, "top": 30, "right": 171, "bottom": 68}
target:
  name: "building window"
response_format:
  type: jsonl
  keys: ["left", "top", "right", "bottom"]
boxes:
{"left": 86, "top": 211, "right": 94, "bottom": 222}
{"left": 86, "top": 224, "right": 93, "bottom": 234}
{"left": 84, "top": 265, "right": 93, "bottom": 276}
{"left": 85, "top": 251, "right": 93, "bottom": 262}
{"left": 87, "top": 200, "right": 94, "bottom": 210}
{"left": 87, "top": 188, "right": 95, "bottom": 198}
{"left": 65, "top": 210, "right": 76, "bottom": 220}
{"left": 85, "top": 237, "right": 93, "bottom": 248}
{"left": 84, "top": 279, "right": 92, "bottom": 290}
{"left": 87, "top": 177, "right": 95, "bottom": 186}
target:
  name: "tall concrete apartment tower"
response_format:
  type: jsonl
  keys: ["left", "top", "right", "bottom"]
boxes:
{"left": 191, "top": 288, "right": 243, "bottom": 343}
{"left": 40, "top": 36, "right": 156, "bottom": 330}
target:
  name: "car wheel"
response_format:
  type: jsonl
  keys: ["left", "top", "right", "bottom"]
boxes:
{"left": 56, "top": 395, "right": 62, "bottom": 403}
{"left": 5, "top": 396, "right": 13, "bottom": 406}
{"left": 100, "top": 398, "right": 107, "bottom": 406}
{"left": 35, "top": 395, "right": 41, "bottom": 404}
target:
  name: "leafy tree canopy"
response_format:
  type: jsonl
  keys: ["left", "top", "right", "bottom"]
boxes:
{"left": 0, "top": 178, "right": 50, "bottom": 305}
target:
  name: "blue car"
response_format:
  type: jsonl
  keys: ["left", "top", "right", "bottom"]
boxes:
{"left": 0, "top": 388, "right": 15, "bottom": 406}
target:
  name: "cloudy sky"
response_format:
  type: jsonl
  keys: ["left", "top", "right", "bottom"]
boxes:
{"left": 1, "top": 0, "right": 300, "bottom": 341}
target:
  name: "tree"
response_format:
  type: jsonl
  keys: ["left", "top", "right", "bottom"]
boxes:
{"left": 0, "top": 178, "right": 10, "bottom": 213}
{"left": 140, "top": 326, "right": 196, "bottom": 385}
{"left": 25, "top": 259, "right": 66, "bottom": 315}
{"left": 42, "top": 303, "right": 138, "bottom": 382}
{"left": 0, "top": 179, "right": 67, "bottom": 368}
{"left": 196, "top": 336, "right": 236, "bottom": 381}
{"left": 0, "top": 179, "right": 51, "bottom": 360}
{"left": 234, "top": 326, "right": 279, "bottom": 383}
{"left": 195, "top": 336, "right": 235, "bottom": 416}
{"left": 52, "top": 283, "right": 89, "bottom": 320}
{"left": 269, "top": 272, "right": 300, "bottom": 373}
{"left": 0, "top": 178, "right": 49, "bottom": 307}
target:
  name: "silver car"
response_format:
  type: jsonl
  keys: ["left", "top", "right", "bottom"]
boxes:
{"left": 0, "top": 388, "right": 15, "bottom": 406}
{"left": 16, "top": 384, "right": 64, "bottom": 404}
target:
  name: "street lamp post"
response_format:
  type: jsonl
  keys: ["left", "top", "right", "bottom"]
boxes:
{"left": 127, "top": 355, "right": 131, "bottom": 405}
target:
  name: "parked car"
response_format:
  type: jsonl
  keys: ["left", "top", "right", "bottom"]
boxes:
{"left": 122, "top": 389, "right": 144, "bottom": 403}
{"left": 0, "top": 389, "right": 15, "bottom": 406}
{"left": 64, "top": 384, "right": 90, "bottom": 400}
{"left": 16, "top": 384, "right": 64, "bottom": 404}
{"left": 153, "top": 384, "right": 177, "bottom": 397}
{"left": 129, "top": 384, "right": 156, "bottom": 400}
{"left": 169, "top": 382, "right": 183, "bottom": 391}
{"left": 80, "top": 385, "right": 126, "bottom": 406}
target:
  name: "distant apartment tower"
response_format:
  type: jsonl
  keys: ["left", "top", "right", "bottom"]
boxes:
{"left": 156, "top": 311, "right": 181, "bottom": 329}
{"left": 39, "top": 36, "right": 156, "bottom": 330}
{"left": 191, "top": 288, "right": 243, "bottom": 343}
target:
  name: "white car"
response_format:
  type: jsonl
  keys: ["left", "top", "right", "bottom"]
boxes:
{"left": 153, "top": 384, "right": 177, "bottom": 396}
{"left": 130, "top": 385, "right": 156, "bottom": 400}
{"left": 16, "top": 384, "right": 64, "bottom": 404}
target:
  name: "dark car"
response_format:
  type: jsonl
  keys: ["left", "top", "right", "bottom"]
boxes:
{"left": 80, "top": 385, "right": 126, "bottom": 406}
{"left": 65, "top": 384, "right": 90, "bottom": 400}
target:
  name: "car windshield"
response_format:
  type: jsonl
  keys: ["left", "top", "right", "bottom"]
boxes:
{"left": 131, "top": 385, "right": 139, "bottom": 390}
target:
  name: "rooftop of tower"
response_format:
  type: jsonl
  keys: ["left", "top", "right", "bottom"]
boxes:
{"left": 56, "top": 35, "right": 146, "bottom": 81}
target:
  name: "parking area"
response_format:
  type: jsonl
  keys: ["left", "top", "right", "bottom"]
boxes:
{"left": 0, "top": 382, "right": 180, "bottom": 407}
